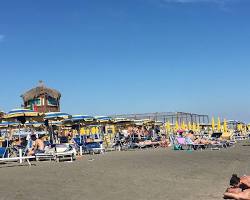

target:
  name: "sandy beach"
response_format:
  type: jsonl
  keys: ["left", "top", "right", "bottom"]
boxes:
{"left": 0, "top": 142, "right": 250, "bottom": 200}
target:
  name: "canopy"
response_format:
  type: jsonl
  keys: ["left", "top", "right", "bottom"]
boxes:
{"left": 0, "top": 121, "right": 20, "bottom": 128}
{"left": 94, "top": 116, "right": 112, "bottom": 123}
{"left": 44, "top": 112, "right": 71, "bottom": 120}
{"left": 4, "top": 108, "right": 43, "bottom": 122}
{"left": 71, "top": 115, "right": 94, "bottom": 122}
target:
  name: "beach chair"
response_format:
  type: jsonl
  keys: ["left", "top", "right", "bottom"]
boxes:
{"left": 0, "top": 147, "right": 35, "bottom": 166}
{"left": 83, "top": 142, "right": 105, "bottom": 154}
{"left": 176, "top": 137, "right": 187, "bottom": 150}
{"left": 169, "top": 134, "right": 181, "bottom": 150}
{"left": 35, "top": 144, "right": 76, "bottom": 162}
{"left": 209, "top": 133, "right": 228, "bottom": 150}
{"left": 185, "top": 138, "right": 206, "bottom": 150}
{"left": 0, "top": 147, "right": 7, "bottom": 158}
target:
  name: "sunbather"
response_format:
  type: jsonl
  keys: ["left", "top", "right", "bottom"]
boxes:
{"left": 27, "top": 134, "right": 45, "bottom": 156}
{"left": 224, "top": 174, "right": 250, "bottom": 200}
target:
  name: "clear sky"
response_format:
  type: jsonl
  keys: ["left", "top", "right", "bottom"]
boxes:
{"left": 0, "top": 0, "right": 250, "bottom": 121}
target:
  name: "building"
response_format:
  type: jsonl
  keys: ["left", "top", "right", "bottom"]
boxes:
{"left": 21, "top": 81, "right": 61, "bottom": 113}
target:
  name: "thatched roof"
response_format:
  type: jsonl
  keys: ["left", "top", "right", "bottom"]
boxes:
{"left": 21, "top": 86, "right": 61, "bottom": 102}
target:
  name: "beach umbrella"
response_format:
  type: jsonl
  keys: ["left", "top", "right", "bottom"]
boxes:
{"left": 24, "top": 121, "right": 44, "bottom": 127}
{"left": 94, "top": 116, "right": 112, "bottom": 124}
{"left": 192, "top": 123, "right": 196, "bottom": 132}
{"left": 243, "top": 125, "right": 247, "bottom": 133}
{"left": 181, "top": 121, "right": 186, "bottom": 131}
{"left": 44, "top": 112, "right": 71, "bottom": 120}
{"left": 44, "top": 112, "right": 71, "bottom": 144}
{"left": 237, "top": 123, "right": 242, "bottom": 131}
{"left": 95, "top": 127, "right": 99, "bottom": 133}
{"left": 165, "top": 121, "right": 171, "bottom": 133}
{"left": 71, "top": 115, "right": 94, "bottom": 122}
{"left": 217, "top": 117, "right": 221, "bottom": 132}
{"left": 188, "top": 122, "right": 192, "bottom": 130}
{"left": 223, "top": 119, "right": 228, "bottom": 133}
{"left": 0, "top": 121, "right": 20, "bottom": 129}
{"left": 175, "top": 121, "right": 179, "bottom": 132}
{"left": 211, "top": 117, "right": 215, "bottom": 132}
{"left": 4, "top": 108, "right": 43, "bottom": 123}
{"left": 3, "top": 109, "right": 44, "bottom": 140}
{"left": 113, "top": 118, "right": 131, "bottom": 123}
{"left": 91, "top": 127, "right": 96, "bottom": 134}
{"left": 80, "top": 127, "right": 86, "bottom": 135}
{"left": 197, "top": 123, "right": 201, "bottom": 132}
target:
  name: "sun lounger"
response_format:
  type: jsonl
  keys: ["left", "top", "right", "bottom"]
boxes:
{"left": 84, "top": 142, "right": 105, "bottom": 154}
{"left": 35, "top": 144, "right": 76, "bottom": 162}
{"left": 0, "top": 156, "right": 35, "bottom": 166}
{"left": 185, "top": 137, "right": 206, "bottom": 150}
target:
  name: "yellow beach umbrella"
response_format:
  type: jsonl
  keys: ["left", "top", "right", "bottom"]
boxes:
{"left": 211, "top": 117, "right": 215, "bottom": 132}
{"left": 91, "top": 127, "right": 96, "bottom": 134}
{"left": 223, "top": 119, "right": 228, "bottom": 133}
{"left": 243, "top": 125, "right": 247, "bottom": 133}
{"left": 192, "top": 123, "right": 196, "bottom": 132}
{"left": 166, "top": 121, "right": 171, "bottom": 132}
{"left": 181, "top": 121, "right": 186, "bottom": 130}
{"left": 80, "top": 128, "right": 86, "bottom": 135}
{"left": 197, "top": 123, "right": 200, "bottom": 132}
{"left": 237, "top": 123, "right": 242, "bottom": 131}
{"left": 175, "top": 121, "right": 179, "bottom": 131}
{"left": 188, "top": 122, "right": 192, "bottom": 130}
{"left": 217, "top": 117, "right": 221, "bottom": 132}
{"left": 95, "top": 127, "right": 99, "bottom": 133}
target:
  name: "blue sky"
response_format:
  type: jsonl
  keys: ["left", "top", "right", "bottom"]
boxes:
{"left": 0, "top": 0, "right": 250, "bottom": 121}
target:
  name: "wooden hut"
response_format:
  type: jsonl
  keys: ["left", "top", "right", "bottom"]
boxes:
{"left": 21, "top": 81, "right": 61, "bottom": 113}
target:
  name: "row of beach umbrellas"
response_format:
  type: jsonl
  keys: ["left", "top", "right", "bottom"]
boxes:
{"left": 0, "top": 108, "right": 121, "bottom": 128}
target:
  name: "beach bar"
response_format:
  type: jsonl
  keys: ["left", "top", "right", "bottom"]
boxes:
{"left": 21, "top": 81, "right": 61, "bottom": 113}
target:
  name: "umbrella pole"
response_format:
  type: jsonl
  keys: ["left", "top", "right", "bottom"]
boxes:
{"left": 19, "top": 123, "right": 21, "bottom": 142}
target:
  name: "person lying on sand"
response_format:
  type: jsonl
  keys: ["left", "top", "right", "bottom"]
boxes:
{"left": 224, "top": 174, "right": 250, "bottom": 200}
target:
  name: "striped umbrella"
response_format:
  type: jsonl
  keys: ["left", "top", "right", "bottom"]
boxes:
{"left": 94, "top": 116, "right": 112, "bottom": 123}
{"left": 0, "top": 121, "right": 20, "bottom": 129}
{"left": 44, "top": 112, "right": 71, "bottom": 120}
{"left": 71, "top": 115, "right": 94, "bottom": 122}
{"left": 3, "top": 108, "right": 43, "bottom": 123}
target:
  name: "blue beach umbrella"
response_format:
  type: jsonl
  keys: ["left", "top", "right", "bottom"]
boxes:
{"left": 71, "top": 115, "right": 94, "bottom": 122}
{"left": 4, "top": 108, "right": 43, "bottom": 123}
{"left": 0, "top": 121, "right": 20, "bottom": 129}
{"left": 44, "top": 112, "right": 71, "bottom": 120}
{"left": 94, "top": 116, "right": 112, "bottom": 122}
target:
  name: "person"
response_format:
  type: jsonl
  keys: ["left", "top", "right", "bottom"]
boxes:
{"left": 224, "top": 174, "right": 250, "bottom": 200}
{"left": 27, "top": 134, "right": 45, "bottom": 156}
{"left": 186, "top": 130, "right": 195, "bottom": 141}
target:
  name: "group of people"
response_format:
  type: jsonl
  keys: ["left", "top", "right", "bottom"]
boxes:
{"left": 179, "top": 130, "right": 221, "bottom": 145}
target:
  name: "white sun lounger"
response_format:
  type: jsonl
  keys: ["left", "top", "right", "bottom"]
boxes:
{"left": 0, "top": 156, "right": 35, "bottom": 166}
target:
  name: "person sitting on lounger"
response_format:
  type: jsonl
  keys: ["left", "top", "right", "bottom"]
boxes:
{"left": 28, "top": 134, "right": 45, "bottom": 156}
{"left": 224, "top": 174, "right": 250, "bottom": 200}
{"left": 186, "top": 130, "right": 195, "bottom": 141}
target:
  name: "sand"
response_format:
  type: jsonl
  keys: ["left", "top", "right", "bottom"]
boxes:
{"left": 0, "top": 142, "right": 250, "bottom": 200}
